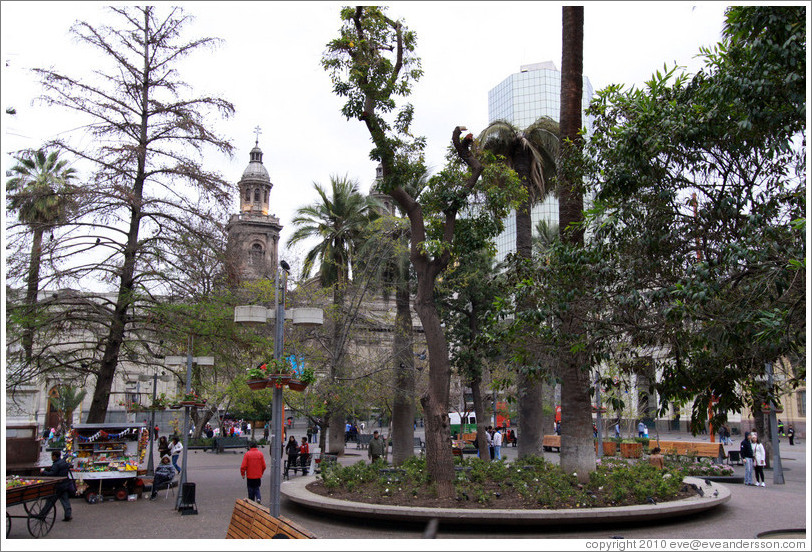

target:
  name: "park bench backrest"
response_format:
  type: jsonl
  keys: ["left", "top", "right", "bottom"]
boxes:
{"left": 226, "top": 498, "right": 316, "bottom": 539}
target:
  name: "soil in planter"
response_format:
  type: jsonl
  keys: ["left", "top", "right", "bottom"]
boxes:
{"left": 305, "top": 478, "right": 698, "bottom": 510}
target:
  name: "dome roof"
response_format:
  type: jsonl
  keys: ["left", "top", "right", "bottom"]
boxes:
{"left": 241, "top": 145, "right": 270, "bottom": 182}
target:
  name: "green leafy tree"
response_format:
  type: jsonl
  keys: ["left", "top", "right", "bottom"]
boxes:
{"left": 323, "top": 6, "right": 523, "bottom": 497}
{"left": 583, "top": 5, "right": 805, "bottom": 433}
{"left": 6, "top": 148, "right": 78, "bottom": 371}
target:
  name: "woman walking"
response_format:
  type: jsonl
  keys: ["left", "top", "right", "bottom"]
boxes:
{"left": 752, "top": 433, "right": 767, "bottom": 487}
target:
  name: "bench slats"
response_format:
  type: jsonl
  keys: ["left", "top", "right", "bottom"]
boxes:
{"left": 226, "top": 498, "right": 316, "bottom": 539}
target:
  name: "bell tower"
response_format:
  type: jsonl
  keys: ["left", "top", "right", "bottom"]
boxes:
{"left": 226, "top": 129, "right": 282, "bottom": 282}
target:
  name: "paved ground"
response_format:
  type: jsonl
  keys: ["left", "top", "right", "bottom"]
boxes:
{"left": 4, "top": 429, "right": 806, "bottom": 544}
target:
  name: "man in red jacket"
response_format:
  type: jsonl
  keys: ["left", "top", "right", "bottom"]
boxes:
{"left": 240, "top": 441, "right": 266, "bottom": 504}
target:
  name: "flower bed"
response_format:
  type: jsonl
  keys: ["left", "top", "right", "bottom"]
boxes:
{"left": 309, "top": 455, "right": 698, "bottom": 510}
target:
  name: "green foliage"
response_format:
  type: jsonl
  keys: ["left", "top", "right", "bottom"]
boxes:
{"left": 317, "top": 455, "right": 693, "bottom": 508}
{"left": 578, "top": 5, "right": 805, "bottom": 431}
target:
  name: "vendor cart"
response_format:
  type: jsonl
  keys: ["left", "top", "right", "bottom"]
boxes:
{"left": 68, "top": 423, "right": 148, "bottom": 503}
{"left": 6, "top": 476, "right": 63, "bottom": 538}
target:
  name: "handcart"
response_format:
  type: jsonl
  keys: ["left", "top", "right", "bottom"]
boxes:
{"left": 6, "top": 476, "right": 63, "bottom": 538}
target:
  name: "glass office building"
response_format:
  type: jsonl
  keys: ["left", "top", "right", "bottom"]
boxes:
{"left": 487, "top": 61, "right": 594, "bottom": 264}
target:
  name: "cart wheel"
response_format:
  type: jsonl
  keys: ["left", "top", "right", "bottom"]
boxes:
{"left": 85, "top": 491, "right": 99, "bottom": 504}
{"left": 6, "top": 512, "right": 11, "bottom": 538}
{"left": 26, "top": 498, "right": 55, "bottom": 538}
{"left": 115, "top": 487, "right": 128, "bottom": 501}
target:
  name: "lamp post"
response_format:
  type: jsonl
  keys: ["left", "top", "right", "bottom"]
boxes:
{"left": 141, "top": 367, "right": 170, "bottom": 476}
{"left": 234, "top": 261, "right": 323, "bottom": 518}
{"left": 164, "top": 341, "right": 214, "bottom": 510}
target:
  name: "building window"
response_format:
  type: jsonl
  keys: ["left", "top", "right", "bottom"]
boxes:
{"left": 245, "top": 188, "right": 250, "bottom": 202}
{"left": 797, "top": 390, "right": 806, "bottom": 417}
{"left": 250, "top": 243, "right": 263, "bottom": 266}
{"left": 254, "top": 188, "right": 260, "bottom": 202}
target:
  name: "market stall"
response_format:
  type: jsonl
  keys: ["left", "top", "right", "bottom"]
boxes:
{"left": 68, "top": 423, "right": 148, "bottom": 503}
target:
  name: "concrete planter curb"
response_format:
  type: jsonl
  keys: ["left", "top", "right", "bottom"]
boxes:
{"left": 281, "top": 476, "right": 730, "bottom": 526}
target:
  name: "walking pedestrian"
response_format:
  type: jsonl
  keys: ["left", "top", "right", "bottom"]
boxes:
{"left": 740, "top": 431, "right": 755, "bottom": 485}
{"left": 285, "top": 436, "right": 299, "bottom": 475}
{"left": 614, "top": 422, "right": 621, "bottom": 439}
{"left": 752, "top": 433, "right": 766, "bottom": 487}
{"left": 788, "top": 426, "right": 795, "bottom": 446}
{"left": 637, "top": 421, "right": 646, "bottom": 438}
{"left": 486, "top": 426, "right": 495, "bottom": 460}
{"left": 154, "top": 424, "right": 160, "bottom": 439}
{"left": 368, "top": 430, "right": 386, "bottom": 463}
{"left": 37, "top": 451, "right": 73, "bottom": 521}
{"left": 240, "top": 441, "right": 266, "bottom": 503}
{"left": 169, "top": 436, "right": 183, "bottom": 473}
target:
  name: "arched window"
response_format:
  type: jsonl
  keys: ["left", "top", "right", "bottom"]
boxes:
{"left": 250, "top": 243, "right": 263, "bottom": 265}
{"left": 245, "top": 188, "right": 251, "bottom": 202}
{"left": 254, "top": 188, "right": 260, "bottom": 202}
{"left": 266, "top": 189, "right": 270, "bottom": 204}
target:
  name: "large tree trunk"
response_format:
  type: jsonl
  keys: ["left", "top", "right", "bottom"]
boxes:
{"left": 517, "top": 373, "right": 545, "bottom": 458}
{"left": 470, "top": 374, "right": 489, "bottom": 459}
{"left": 558, "top": 5, "right": 594, "bottom": 483}
{"left": 327, "top": 283, "right": 348, "bottom": 456}
{"left": 21, "top": 227, "right": 44, "bottom": 365}
{"left": 87, "top": 11, "right": 151, "bottom": 423}
{"left": 514, "top": 148, "right": 546, "bottom": 458}
{"left": 391, "top": 270, "right": 415, "bottom": 465}
{"left": 413, "top": 279, "right": 454, "bottom": 498}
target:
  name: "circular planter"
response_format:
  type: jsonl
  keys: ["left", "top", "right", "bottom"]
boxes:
{"left": 193, "top": 402, "right": 207, "bottom": 408}
{"left": 247, "top": 379, "right": 270, "bottom": 390}
{"left": 169, "top": 404, "right": 182, "bottom": 410}
{"left": 179, "top": 400, "right": 197, "bottom": 406}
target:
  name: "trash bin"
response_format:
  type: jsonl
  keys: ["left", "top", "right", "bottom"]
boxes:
{"left": 181, "top": 482, "right": 196, "bottom": 506}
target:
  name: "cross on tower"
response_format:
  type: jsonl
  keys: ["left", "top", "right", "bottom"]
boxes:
{"left": 253, "top": 125, "right": 262, "bottom": 146}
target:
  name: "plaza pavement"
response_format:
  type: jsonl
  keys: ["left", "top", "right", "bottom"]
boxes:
{"left": 4, "top": 429, "right": 807, "bottom": 543}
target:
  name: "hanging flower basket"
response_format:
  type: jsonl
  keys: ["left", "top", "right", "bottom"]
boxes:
{"left": 194, "top": 400, "right": 207, "bottom": 408}
{"left": 761, "top": 405, "right": 784, "bottom": 414}
{"left": 179, "top": 401, "right": 197, "bottom": 406}
{"left": 169, "top": 404, "right": 182, "bottom": 410}
{"left": 287, "top": 379, "right": 308, "bottom": 392}
{"left": 591, "top": 405, "right": 607, "bottom": 413}
{"left": 247, "top": 379, "right": 270, "bottom": 390}
{"left": 270, "top": 374, "right": 292, "bottom": 387}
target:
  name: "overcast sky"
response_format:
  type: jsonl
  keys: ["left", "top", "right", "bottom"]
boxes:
{"left": 2, "top": 1, "right": 731, "bottom": 265}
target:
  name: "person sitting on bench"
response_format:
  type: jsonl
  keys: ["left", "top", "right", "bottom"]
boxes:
{"left": 150, "top": 455, "right": 176, "bottom": 500}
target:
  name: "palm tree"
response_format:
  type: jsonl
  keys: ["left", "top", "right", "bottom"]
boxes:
{"left": 478, "top": 117, "right": 559, "bottom": 458}
{"left": 559, "top": 5, "right": 595, "bottom": 483}
{"left": 6, "top": 148, "right": 78, "bottom": 365}
{"left": 287, "top": 175, "right": 379, "bottom": 455}
{"left": 478, "top": 117, "right": 559, "bottom": 259}
{"left": 49, "top": 385, "right": 87, "bottom": 436}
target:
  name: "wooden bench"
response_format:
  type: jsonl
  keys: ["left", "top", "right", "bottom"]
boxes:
{"left": 655, "top": 440, "right": 725, "bottom": 461}
{"left": 542, "top": 434, "right": 561, "bottom": 452}
{"left": 215, "top": 436, "right": 250, "bottom": 453}
{"left": 226, "top": 498, "right": 316, "bottom": 539}
{"left": 356, "top": 434, "right": 373, "bottom": 449}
